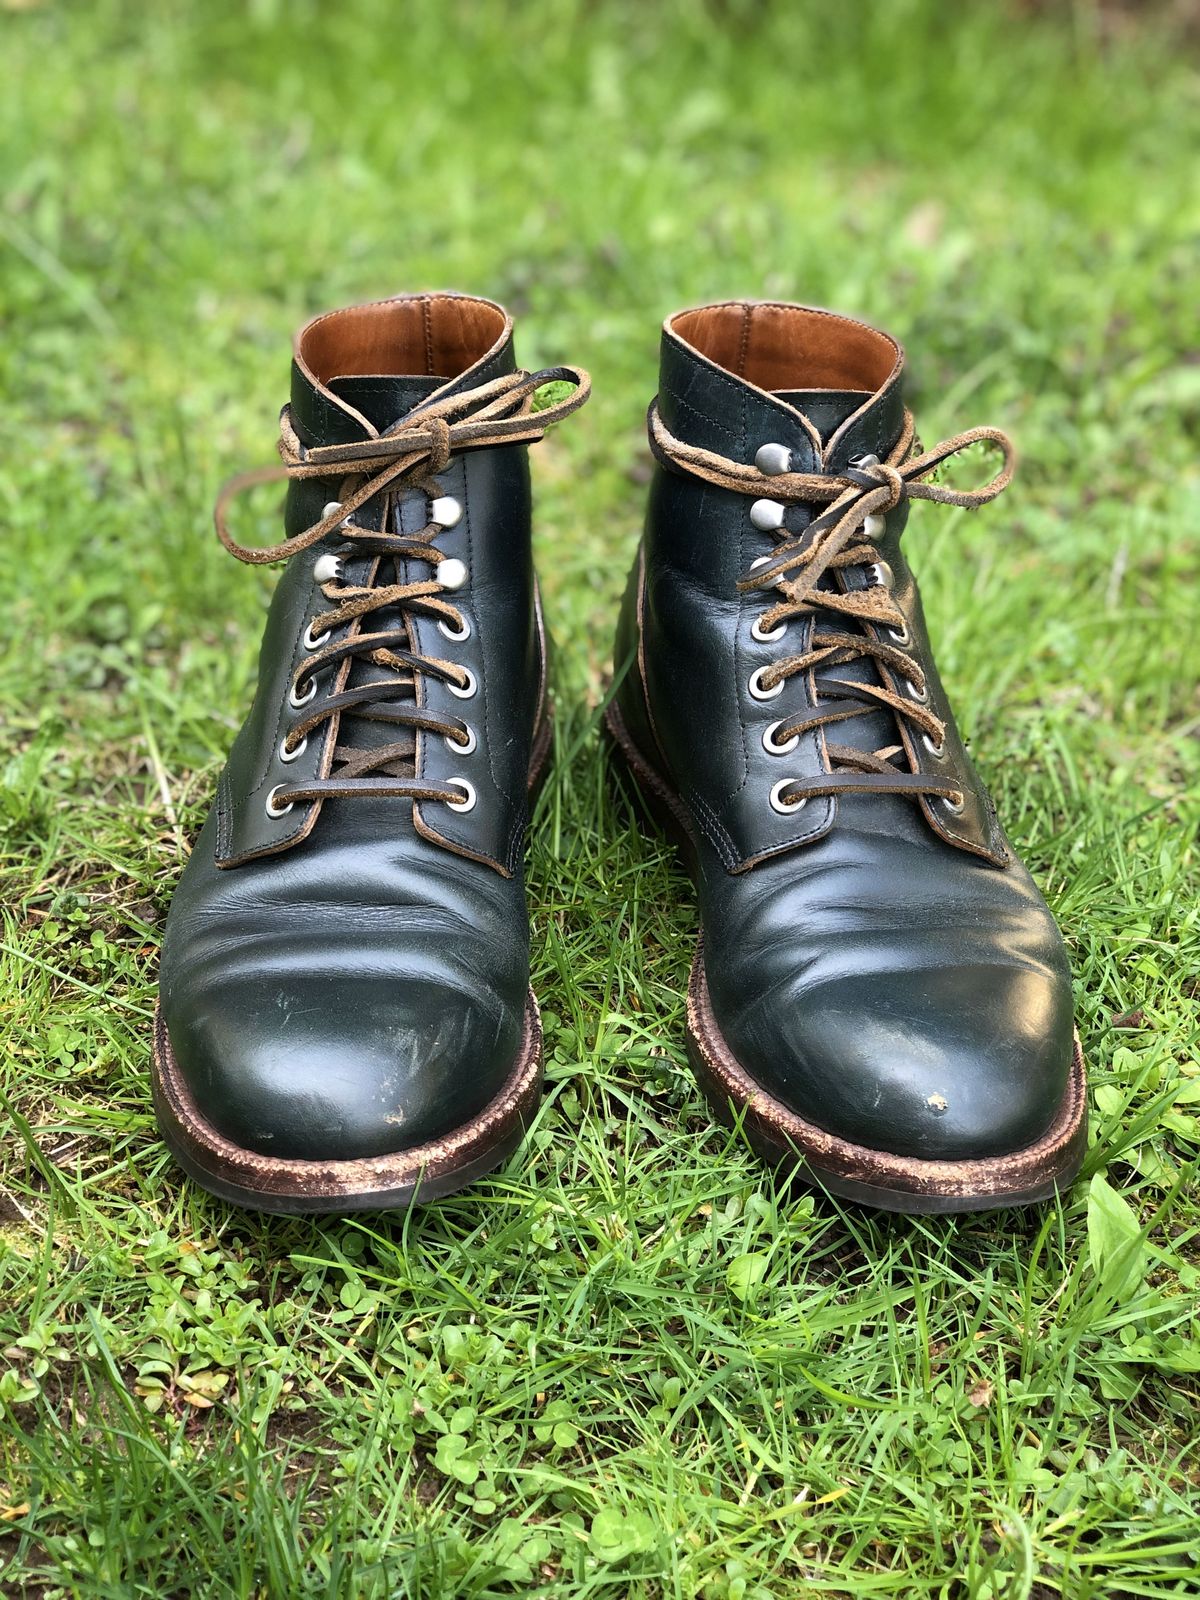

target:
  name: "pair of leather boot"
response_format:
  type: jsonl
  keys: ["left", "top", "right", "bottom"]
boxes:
{"left": 154, "top": 293, "right": 1086, "bottom": 1216}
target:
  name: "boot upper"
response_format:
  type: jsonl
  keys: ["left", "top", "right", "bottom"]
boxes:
{"left": 160, "top": 294, "right": 575, "bottom": 1162}
{"left": 615, "top": 300, "right": 1076, "bottom": 1163}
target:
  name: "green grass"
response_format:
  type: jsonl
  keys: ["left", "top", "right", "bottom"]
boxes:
{"left": 2, "top": 0, "right": 1199, "bottom": 1594}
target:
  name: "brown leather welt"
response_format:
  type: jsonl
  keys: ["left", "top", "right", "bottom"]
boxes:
{"left": 649, "top": 401, "right": 1015, "bottom": 806}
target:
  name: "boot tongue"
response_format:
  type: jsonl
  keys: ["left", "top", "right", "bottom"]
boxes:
{"left": 324, "top": 373, "right": 448, "bottom": 766}
{"left": 773, "top": 388, "right": 904, "bottom": 782}
{"left": 775, "top": 389, "right": 871, "bottom": 447}
{"left": 328, "top": 373, "right": 445, "bottom": 432}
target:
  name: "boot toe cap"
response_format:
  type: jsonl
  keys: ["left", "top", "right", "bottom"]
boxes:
{"left": 716, "top": 962, "right": 1075, "bottom": 1163}
{"left": 163, "top": 974, "right": 521, "bottom": 1162}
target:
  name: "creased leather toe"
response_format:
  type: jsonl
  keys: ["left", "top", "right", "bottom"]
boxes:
{"left": 167, "top": 970, "right": 519, "bottom": 1163}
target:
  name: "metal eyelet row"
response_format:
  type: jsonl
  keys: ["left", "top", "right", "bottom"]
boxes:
{"left": 291, "top": 529, "right": 346, "bottom": 710}
{"left": 747, "top": 488, "right": 801, "bottom": 815}
{"left": 432, "top": 493, "right": 475, "bottom": 814}
{"left": 748, "top": 554, "right": 787, "bottom": 646}
{"left": 420, "top": 485, "right": 478, "bottom": 817}
{"left": 266, "top": 774, "right": 479, "bottom": 819}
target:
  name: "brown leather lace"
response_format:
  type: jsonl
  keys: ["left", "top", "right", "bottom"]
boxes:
{"left": 215, "top": 366, "right": 590, "bottom": 807}
{"left": 648, "top": 404, "right": 1015, "bottom": 808}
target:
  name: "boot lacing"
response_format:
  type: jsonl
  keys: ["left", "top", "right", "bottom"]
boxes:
{"left": 648, "top": 404, "right": 1015, "bottom": 811}
{"left": 213, "top": 366, "right": 590, "bottom": 811}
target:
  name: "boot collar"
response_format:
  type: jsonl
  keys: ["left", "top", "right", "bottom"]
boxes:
{"left": 289, "top": 291, "right": 518, "bottom": 447}
{"left": 658, "top": 300, "right": 906, "bottom": 472}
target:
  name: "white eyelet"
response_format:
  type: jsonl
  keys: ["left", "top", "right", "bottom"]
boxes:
{"left": 445, "top": 723, "right": 477, "bottom": 756}
{"left": 867, "top": 560, "right": 894, "bottom": 590}
{"left": 289, "top": 676, "right": 317, "bottom": 709}
{"left": 437, "top": 613, "right": 471, "bottom": 642}
{"left": 905, "top": 678, "right": 930, "bottom": 704}
{"left": 755, "top": 442, "right": 792, "bottom": 476}
{"left": 313, "top": 552, "right": 344, "bottom": 585}
{"left": 922, "top": 733, "right": 946, "bottom": 759}
{"left": 852, "top": 453, "right": 880, "bottom": 471}
{"left": 302, "top": 622, "right": 331, "bottom": 651}
{"left": 749, "top": 554, "right": 786, "bottom": 590}
{"left": 265, "top": 784, "right": 294, "bottom": 818}
{"left": 750, "top": 498, "right": 786, "bottom": 532}
{"left": 445, "top": 778, "right": 477, "bottom": 813}
{"left": 769, "top": 779, "right": 808, "bottom": 815}
{"left": 887, "top": 622, "right": 912, "bottom": 647}
{"left": 279, "top": 734, "right": 308, "bottom": 764}
{"left": 436, "top": 557, "right": 468, "bottom": 591}
{"left": 762, "top": 720, "right": 799, "bottom": 756}
{"left": 751, "top": 615, "right": 786, "bottom": 644}
{"left": 748, "top": 666, "right": 783, "bottom": 702}
{"left": 321, "top": 500, "right": 343, "bottom": 521}
{"left": 941, "top": 791, "right": 966, "bottom": 815}
{"left": 863, "top": 513, "right": 887, "bottom": 540}
{"left": 430, "top": 496, "right": 463, "bottom": 530}
{"left": 448, "top": 667, "right": 477, "bottom": 701}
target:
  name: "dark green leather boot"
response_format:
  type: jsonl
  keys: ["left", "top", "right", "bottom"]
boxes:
{"left": 154, "top": 293, "right": 588, "bottom": 1213}
{"left": 608, "top": 300, "right": 1086, "bottom": 1213}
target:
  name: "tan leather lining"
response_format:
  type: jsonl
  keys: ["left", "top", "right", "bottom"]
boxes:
{"left": 297, "top": 294, "right": 508, "bottom": 384}
{"left": 671, "top": 302, "right": 899, "bottom": 393}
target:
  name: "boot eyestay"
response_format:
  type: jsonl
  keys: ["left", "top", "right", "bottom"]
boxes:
{"left": 279, "top": 734, "right": 308, "bottom": 764}
{"left": 445, "top": 722, "right": 477, "bottom": 756}
{"left": 748, "top": 666, "right": 783, "bottom": 702}
{"left": 265, "top": 784, "right": 294, "bottom": 818}
{"left": 763, "top": 720, "right": 799, "bottom": 756}
{"left": 210, "top": 363, "right": 590, "bottom": 812}
{"left": 769, "top": 779, "right": 808, "bottom": 815}
{"left": 648, "top": 398, "right": 1014, "bottom": 812}
{"left": 445, "top": 778, "right": 477, "bottom": 813}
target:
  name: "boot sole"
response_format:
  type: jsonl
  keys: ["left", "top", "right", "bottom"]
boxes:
{"left": 151, "top": 991, "right": 543, "bottom": 1215}
{"left": 604, "top": 698, "right": 1088, "bottom": 1215}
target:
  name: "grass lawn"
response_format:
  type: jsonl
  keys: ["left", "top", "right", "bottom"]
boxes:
{"left": 2, "top": 1, "right": 1199, "bottom": 1594}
